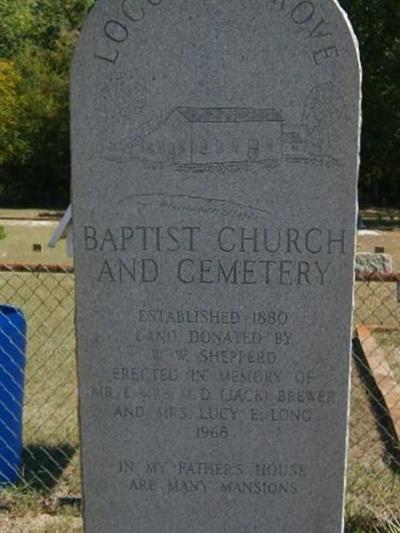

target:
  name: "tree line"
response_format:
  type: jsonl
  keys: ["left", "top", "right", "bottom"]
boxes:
{"left": 0, "top": 1, "right": 398, "bottom": 207}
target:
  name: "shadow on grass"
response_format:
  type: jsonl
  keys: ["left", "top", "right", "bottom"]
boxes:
{"left": 352, "top": 337, "right": 400, "bottom": 471}
{"left": 347, "top": 515, "right": 400, "bottom": 532}
{"left": 346, "top": 515, "right": 380, "bottom": 532}
{"left": 365, "top": 220, "right": 399, "bottom": 231}
{"left": 21, "top": 444, "right": 77, "bottom": 493}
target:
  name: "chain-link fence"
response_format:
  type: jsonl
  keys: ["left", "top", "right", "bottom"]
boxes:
{"left": 0, "top": 264, "right": 400, "bottom": 526}
{"left": 0, "top": 264, "right": 79, "bottom": 501}
{"left": 348, "top": 272, "right": 400, "bottom": 526}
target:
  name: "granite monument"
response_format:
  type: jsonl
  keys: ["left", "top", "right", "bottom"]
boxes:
{"left": 72, "top": 1, "right": 361, "bottom": 531}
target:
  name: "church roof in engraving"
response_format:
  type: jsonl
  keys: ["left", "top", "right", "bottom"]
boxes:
{"left": 176, "top": 107, "right": 284, "bottom": 123}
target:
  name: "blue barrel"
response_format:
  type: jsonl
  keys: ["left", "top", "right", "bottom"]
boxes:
{"left": 0, "top": 306, "right": 26, "bottom": 485}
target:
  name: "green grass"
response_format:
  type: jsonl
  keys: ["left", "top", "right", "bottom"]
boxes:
{"left": 346, "top": 463, "right": 400, "bottom": 524}
{"left": 0, "top": 501, "right": 82, "bottom": 533}
{"left": 0, "top": 223, "right": 71, "bottom": 265}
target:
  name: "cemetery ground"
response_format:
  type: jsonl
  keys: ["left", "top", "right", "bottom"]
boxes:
{"left": 0, "top": 209, "right": 71, "bottom": 266}
{"left": 1, "top": 210, "right": 400, "bottom": 531}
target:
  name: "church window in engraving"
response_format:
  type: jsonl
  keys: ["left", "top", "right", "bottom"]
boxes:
{"left": 248, "top": 139, "right": 260, "bottom": 160}
{"left": 282, "top": 126, "right": 306, "bottom": 156}
{"left": 200, "top": 140, "right": 208, "bottom": 155}
{"left": 216, "top": 139, "right": 224, "bottom": 154}
{"left": 265, "top": 140, "right": 274, "bottom": 153}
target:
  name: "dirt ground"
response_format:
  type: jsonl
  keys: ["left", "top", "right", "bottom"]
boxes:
{"left": 0, "top": 514, "right": 82, "bottom": 533}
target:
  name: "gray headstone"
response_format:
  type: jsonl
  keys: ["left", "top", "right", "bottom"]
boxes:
{"left": 71, "top": 1, "right": 361, "bottom": 532}
{"left": 355, "top": 253, "right": 393, "bottom": 274}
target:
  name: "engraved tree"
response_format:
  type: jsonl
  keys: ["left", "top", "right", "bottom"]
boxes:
{"left": 97, "top": 73, "right": 147, "bottom": 119}
{"left": 95, "top": 73, "right": 148, "bottom": 157}
{"left": 302, "top": 82, "right": 343, "bottom": 157}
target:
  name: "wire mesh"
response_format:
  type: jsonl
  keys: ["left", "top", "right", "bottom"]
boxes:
{"left": 348, "top": 272, "right": 400, "bottom": 522}
{"left": 0, "top": 264, "right": 399, "bottom": 524}
{"left": 0, "top": 264, "right": 79, "bottom": 500}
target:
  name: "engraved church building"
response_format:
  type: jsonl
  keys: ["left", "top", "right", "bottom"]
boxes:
{"left": 135, "top": 107, "right": 287, "bottom": 165}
